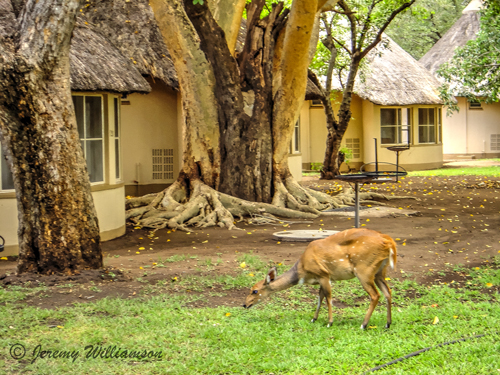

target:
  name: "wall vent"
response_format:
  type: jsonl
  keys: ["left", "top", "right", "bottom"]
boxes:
{"left": 491, "top": 134, "right": 500, "bottom": 151}
{"left": 344, "top": 138, "right": 361, "bottom": 159}
{"left": 152, "top": 149, "right": 174, "bottom": 180}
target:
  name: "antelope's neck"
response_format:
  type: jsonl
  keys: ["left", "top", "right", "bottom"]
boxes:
{"left": 268, "top": 262, "right": 300, "bottom": 292}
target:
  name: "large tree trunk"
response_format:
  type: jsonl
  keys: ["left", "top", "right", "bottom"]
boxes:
{"left": 0, "top": 0, "right": 102, "bottom": 274}
{"left": 134, "top": 0, "right": 354, "bottom": 231}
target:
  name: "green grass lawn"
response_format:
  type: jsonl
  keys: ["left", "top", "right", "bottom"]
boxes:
{"left": 1, "top": 261, "right": 499, "bottom": 374}
{"left": 303, "top": 159, "right": 500, "bottom": 178}
{"left": 408, "top": 165, "right": 499, "bottom": 177}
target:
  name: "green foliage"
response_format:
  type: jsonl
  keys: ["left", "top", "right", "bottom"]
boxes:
{"left": 386, "top": 0, "right": 471, "bottom": 60}
{"left": 438, "top": 0, "right": 500, "bottom": 105}
{"left": 339, "top": 146, "right": 353, "bottom": 164}
{"left": 310, "top": 162, "right": 323, "bottom": 171}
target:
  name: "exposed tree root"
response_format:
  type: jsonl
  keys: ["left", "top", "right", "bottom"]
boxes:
{"left": 126, "top": 178, "right": 416, "bottom": 231}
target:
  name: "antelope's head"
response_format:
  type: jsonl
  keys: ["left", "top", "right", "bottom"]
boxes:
{"left": 243, "top": 267, "right": 277, "bottom": 309}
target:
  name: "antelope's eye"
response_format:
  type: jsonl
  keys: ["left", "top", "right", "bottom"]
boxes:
{"left": 252, "top": 290, "right": 258, "bottom": 294}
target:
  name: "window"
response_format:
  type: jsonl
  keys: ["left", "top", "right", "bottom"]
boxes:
{"left": 294, "top": 119, "right": 300, "bottom": 153}
{"left": 0, "top": 147, "right": 14, "bottom": 190}
{"left": 438, "top": 108, "right": 442, "bottom": 144}
{"left": 311, "top": 99, "right": 323, "bottom": 106}
{"left": 73, "top": 95, "right": 104, "bottom": 183}
{"left": 114, "top": 98, "right": 121, "bottom": 180}
{"left": 418, "top": 108, "right": 436, "bottom": 144}
{"left": 491, "top": 134, "right": 500, "bottom": 151}
{"left": 289, "top": 119, "right": 301, "bottom": 154}
{"left": 380, "top": 108, "right": 411, "bottom": 145}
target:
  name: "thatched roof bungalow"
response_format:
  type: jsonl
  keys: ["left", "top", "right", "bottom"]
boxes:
{"left": 419, "top": 0, "right": 500, "bottom": 159}
{"left": 302, "top": 35, "right": 444, "bottom": 173}
{"left": 0, "top": 0, "right": 324, "bottom": 254}
{"left": 419, "top": 0, "right": 481, "bottom": 76}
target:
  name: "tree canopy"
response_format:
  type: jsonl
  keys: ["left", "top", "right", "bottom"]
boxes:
{"left": 386, "top": 0, "right": 471, "bottom": 60}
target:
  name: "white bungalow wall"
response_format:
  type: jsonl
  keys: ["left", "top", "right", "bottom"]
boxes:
{"left": 121, "top": 79, "right": 181, "bottom": 196}
{"left": 302, "top": 97, "right": 444, "bottom": 173}
{"left": 302, "top": 96, "right": 365, "bottom": 171}
{"left": 363, "top": 102, "right": 443, "bottom": 171}
{"left": 0, "top": 92, "right": 126, "bottom": 256}
{"left": 443, "top": 98, "right": 500, "bottom": 158}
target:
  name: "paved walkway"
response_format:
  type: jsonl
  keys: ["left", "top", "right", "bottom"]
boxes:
{"left": 443, "top": 159, "right": 500, "bottom": 168}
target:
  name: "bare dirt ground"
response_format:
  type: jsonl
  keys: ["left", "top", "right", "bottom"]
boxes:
{"left": 1, "top": 173, "right": 499, "bottom": 310}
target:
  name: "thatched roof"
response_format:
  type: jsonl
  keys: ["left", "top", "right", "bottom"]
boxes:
{"left": 78, "top": 0, "right": 178, "bottom": 92}
{"left": 70, "top": 20, "right": 151, "bottom": 93}
{"left": 0, "top": 0, "right": 177, "bottom": 94}
{"left": 354, "top": 36, "right": 442, "bottom": 106}
{"left": 2, "top": 0, "right": 320, "bottom": 98}
{"left": 419, "top": 1, "right": 481, "bottom": 75}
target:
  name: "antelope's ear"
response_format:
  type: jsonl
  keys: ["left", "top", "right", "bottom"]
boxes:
{"left": 265, "top": 266, "right": 278, "bottom": 285}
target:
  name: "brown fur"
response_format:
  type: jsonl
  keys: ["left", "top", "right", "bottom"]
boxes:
{"left": 243, "top": 228, "right": 397, "bottom": 328}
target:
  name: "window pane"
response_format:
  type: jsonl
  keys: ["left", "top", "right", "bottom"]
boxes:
{"left": 1, "top": 151, "right": 14, "bottom": 190}
{"left": 86, "top": 140, "right": 104, "bottom": 183}
{"left": 294, "top": 121, "right": 300, "bottom": 152}
{"left": 72, "top": 96, "right": 84, "bottom": 138}
{"left": 428, "top": 108, "right": 435, "bottom": 125}
{"left": 418, "top": 126, "right": 426, "bottom": 143}
{"left": 381, "top": 126, "right": 397, "bottom": 144}
{"left": 381, "top": 109, "right": 396, "bottom": 125}
{"left": 85, "top": 97, "right": 102, "bottom": 138}
{"left": 114, "top": 98, "right": 119, "bottom": 137}
{"left": 428, "top": 127, "right": 436, "bottom": 143}
{"left": 115, "top": 139, "right": 120, "bottom": 180}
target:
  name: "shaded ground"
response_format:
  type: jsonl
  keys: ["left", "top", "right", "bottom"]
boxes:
{"left": 1, "top": 174, "right": 499, "bottom": 309}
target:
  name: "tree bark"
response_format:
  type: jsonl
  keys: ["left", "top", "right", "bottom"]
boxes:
{"left": 0, "top": 0, "right": 102, "bottom": 274}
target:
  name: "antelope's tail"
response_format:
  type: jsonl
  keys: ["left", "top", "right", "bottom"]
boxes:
{"left": 383, "top": 235, "right": 397, "bottom": 270}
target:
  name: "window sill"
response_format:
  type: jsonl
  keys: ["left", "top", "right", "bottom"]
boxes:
{"left": 0, "top": 182, "right": 125, "bottom": 198}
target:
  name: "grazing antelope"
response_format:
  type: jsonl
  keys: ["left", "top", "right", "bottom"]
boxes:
{"left": 243, "top": 228, "right": 397, "bottom": 329}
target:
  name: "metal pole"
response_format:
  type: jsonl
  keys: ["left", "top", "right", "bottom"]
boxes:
{"left": 395, "top": 151, "right": 400, "bottom": 182}
{"left": 355, "top": 182, "right": 360, "bottom": 228}
{"left": 374, "top": 138, "right": 378, "bottom": 175}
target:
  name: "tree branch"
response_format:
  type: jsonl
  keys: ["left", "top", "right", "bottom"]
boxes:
{"left": 359, "top": 0, "right": 416, "bottom": 59}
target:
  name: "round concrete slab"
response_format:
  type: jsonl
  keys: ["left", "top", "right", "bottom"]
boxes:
{"left": 272, "top": 230, "right": 339, "bottom": 242}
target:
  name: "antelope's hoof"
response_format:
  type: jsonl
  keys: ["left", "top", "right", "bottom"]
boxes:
{"left": 311, "top": 318, "right": 316, "bottom": 323}
{"left": 327, "top": 322, "right": 332, "bottom": 328}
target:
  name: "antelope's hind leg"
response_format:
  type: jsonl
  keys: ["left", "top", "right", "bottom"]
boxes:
{"left": 375, "top": 271, "right": 393, "bottom": 329}
{"left": 311, "top": 286, "right": 326, "bottom": 323}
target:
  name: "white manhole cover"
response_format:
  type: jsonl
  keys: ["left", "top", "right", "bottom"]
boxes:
{"left": 272, "top": 230, "right": 339, "bottom": 242}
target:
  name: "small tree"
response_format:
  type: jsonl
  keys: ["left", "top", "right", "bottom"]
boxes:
{"left": 309, "top": 0, "right": 416, "bottom": 179}
{"left": 0, "top": 0, "right": 102, "bottom": 274}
